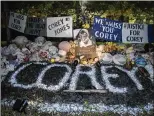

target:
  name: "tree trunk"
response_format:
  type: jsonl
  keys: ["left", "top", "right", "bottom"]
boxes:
{"left": 76, "top": 1, "right": 80, "bottom": 28}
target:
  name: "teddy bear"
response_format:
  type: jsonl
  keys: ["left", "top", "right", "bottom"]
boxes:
{"left": 1, "top": 46, "right": 11, "bottom": 56}
{"left": 39, "top": 41, "right": 58, "bottom": 61}
{"left": 35, "top": 36, "right": 46, "bottom": 47}
{"left": 8, "top": 44, "right": 18, "bottom": 55}
{"left": 29, "top": 43, "right": 42, "bottom": 61}
{"left": 21, "top": 47, "right": 31, "bottom": 62}
{"left": 29, "top": 42, "right": 40, "bottom": 53}
{"left": 12, "top": 48, "right": 26, "bottom": 64}
{"left": 48, "top": 46, "right": 58, "bottom": 59}
{"left": 12, "top": 36, "right": 29, "bottom": 48}
{"left": 58, "top": 41, "right": 71, "bottom": 56}
{"left": 38, "top": 49, "right": 49, "bottom": 61}
{"left": 1, "top": 45, "right": 18, "bottom": 61}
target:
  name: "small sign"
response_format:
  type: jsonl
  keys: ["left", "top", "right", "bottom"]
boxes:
{"left": 47, "top": 16, "right": 73, "bottom": 37}
{"left": 8, "top": 12, "right": 27, "bottom": 33}
{"left": 75, "top": 45, "right": 97, "bottom": 58}
{"left": 25, "top": 17, "right": 46, "bottom": 36}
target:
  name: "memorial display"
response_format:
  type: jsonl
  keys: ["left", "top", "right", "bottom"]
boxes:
{"left": 1, "top": 12, "right": 154, "bottom": 115}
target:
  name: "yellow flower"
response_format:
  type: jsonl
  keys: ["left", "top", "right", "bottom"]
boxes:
{"left": 119, "top": 46, "right": 125, "bottom": 49}
{"left": 82, "top": 61, "right": 87, "bottom": 65}
{"left": 50, "top": 58, "right": 55, "bottom": 63}
{"left": 82, "top": 23, "right": 90, "bottom": 29}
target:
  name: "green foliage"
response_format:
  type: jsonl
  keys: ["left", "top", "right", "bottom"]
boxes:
{"left": 3, "top": 1, "right": 154, "bottom": 26}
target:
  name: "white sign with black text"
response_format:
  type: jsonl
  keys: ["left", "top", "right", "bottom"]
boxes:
{"left": 8, "top": 12, "right": 27, "bottom": 33}
{"left": 47, "top": 16, "right": 73, "bottom": 37}
{"left": 122, "top": 23, "right": 148, "bottom": 43}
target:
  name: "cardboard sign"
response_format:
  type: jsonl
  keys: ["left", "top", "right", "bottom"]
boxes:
{"left": 75, "top": 45, "right": 97, "bottom": 58}
{"left": 8, "top": 12, "right": 27, "bottom": 33}
{"left": 122, "top": 23, "right": 148, "bottom": 43}
{"left": 92, "top": 17, "right": 122, "bottom": 42}
{"left": 25, "top": 17, "right": 46, "bottom": 36}
{"left": 47, "top": 16, "right": 73, "bottom": 37}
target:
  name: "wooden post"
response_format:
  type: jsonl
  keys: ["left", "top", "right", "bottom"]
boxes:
{"left": 63, "top": 89, "right": 108, "bottom": 93}
{"left": 76, "top": 1, "right": 80, "bottom": 28}
{"left": 4, "top": 2, "right": 11, "bottom": 44}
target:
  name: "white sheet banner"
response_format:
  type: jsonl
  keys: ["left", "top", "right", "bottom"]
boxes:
{"left": 47, "top": 16, "right": 73, "bottom": 37}
{"left": 122, "top": 23, "right": 148, "bottom": 43}
{"left": 8, "top": 12, "right": 27, "bottom": 33}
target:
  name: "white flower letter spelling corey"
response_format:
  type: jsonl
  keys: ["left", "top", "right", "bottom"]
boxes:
{"left": 9, "top": 63, "right": 153, "bottom": 93}
{"left": 9, "top": 62, "right": 72, "bottom": 91}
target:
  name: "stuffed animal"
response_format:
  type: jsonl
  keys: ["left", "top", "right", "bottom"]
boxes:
{"left": 29, "top": 42, "right": 40, "bottom": 53}
{"left": 101, "top": 53, "right": 113, "bottom": 64}
{"left": 58, "top": 41, "right": 71, "bottom": 60}
{"left": 135, "top": 55, "right": 147, "bottom": 67}
{"left": 12, "top": 36, "right": 28, "bottom": 48}
{"left": 1, "top": 46, "right": 10, "bottom": 56}
{"left": 35, "top": 36, "right": 46, "bottom": 47}
{"left": 38, "top": 49, "right": 49, "bottom": 61}
{"left": 58, "top": 50, "right": 67, "bottom": 57}
{"left": 113, "top": 54, "right": 126, "bottom": 66}
{"left": 21, "top": 48, "right": 31, "bottom": 62}
{"left": 13, "top": 49, "right": 25, "bottom": 64}
{"left": 29, "top": 51, "right": 41, "bottom": 62}
{"left": 42, "top": 41, "right": 53, "bottom": 51}
{"left": 25, "top": 40, "right": 33, "bottom": 49}
{"left": 48, "top": 46, "right": 58, "bottom": 59}
{"left": 40, "top": 40, "right": 58, "bottom": 60}
{"left": 8, "top": 44, "right": 18, "bottom": 55}
{"left": 58, "top": 41, "right": 71, "bottom": 52}
{"left": 2, "top": 45, "right": 18, "bottom": 61}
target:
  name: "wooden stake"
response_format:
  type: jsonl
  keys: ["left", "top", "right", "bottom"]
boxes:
{"left": 63, "top": 89, "right": 108, "bottom": 93}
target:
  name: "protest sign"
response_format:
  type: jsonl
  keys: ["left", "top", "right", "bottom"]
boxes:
{"left": 25, "top": 17, "right": 46, "bottom": 36}
{"left": 47, "top": 16, "right": 73, "bottom": 37}
{"left": 8, "top": 12, "right": 27, "bottom": 33}
{"left": 122, "top": 23, "right": 148, "bottom": 43}
{"left": 92, "top": 17, "right": 122, "bottom": 42}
